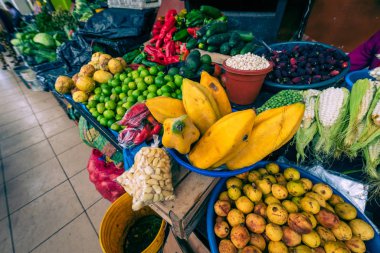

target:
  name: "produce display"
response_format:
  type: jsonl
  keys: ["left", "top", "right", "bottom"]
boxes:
{"left": 265, "top": 44, "right": 349, "bottom": 85}
{"left": 212, "top": 164, "right": 375, "bottom": 253}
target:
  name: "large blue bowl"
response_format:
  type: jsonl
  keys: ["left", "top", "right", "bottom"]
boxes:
{"left": 206, "top": 161, "right": 380, "bottom": 253}
{"left": 166, "top": 148, "right": 269, "bottom": 178}
{"left": 255, "top": 41, "right": 350, "bottom": 91}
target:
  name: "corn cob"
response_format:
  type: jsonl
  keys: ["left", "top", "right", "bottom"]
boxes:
{"left": 364, "top": 137, "right": 380, "bottom": 199}
{"left": 295, "top": 89, "right": 320, "bottom": 162}
{"left": 369, "top": 66, "right": 380, "bottom": 80}
{"left": 344, "top": 79, "right": 375, "bottom": 156}
{"left": 372, "top": 99, "right": 380, "bottom": 126}
{"left": 314, "top": 87, "right": 350, "bottom": 157}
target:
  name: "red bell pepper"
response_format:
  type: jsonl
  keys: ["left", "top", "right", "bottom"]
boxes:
{"left": 163, "top": 27, "right": 177, "bottom": 43}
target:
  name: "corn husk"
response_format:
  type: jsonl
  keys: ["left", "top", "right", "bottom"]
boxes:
{"left": 351, "top": 88, "right": 380, "bottom": 152}
{"left": 364, "top": 137, "right": 380, "bottom": 200}
{"left": 344, "top": 79, "right": 375, "bottom": 157}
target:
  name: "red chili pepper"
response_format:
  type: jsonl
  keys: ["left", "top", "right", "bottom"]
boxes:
{"left": 165, "top": 9, "right": 177, "bottom": 20}
{"left": 165, "top": 41, "right": 176, "bottom": 57}
{"left": 187, "top": 27, "right": 201, "bottom": 38}
{"left": 164, "top": 27, "right": 177, "bottom": 43}
{"left": 151, "top": 124, "right": 161, "bottom": 136}
{"left": 144, "top": 45, "right": 166, "bottom": 59}
{"left": 180, "top": 48, "right": 190, "bottom": 61}
{"left": 156, "top": 15, "right": 177, "bottom": 48}
{"left": 164, "top": 55, "right": 180, "bottom": 65}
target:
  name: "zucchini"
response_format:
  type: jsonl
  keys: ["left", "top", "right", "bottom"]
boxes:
{"left": 230, "top": 41, "right": 245, "bottom": 56}
{"left": 207, "top": 33, "right": 231, "bottom": 46}
{"left": 205, "top": 22, "right": 228, "bottom": 37}
{"left": 200, "top": 5, "right": 222, "bottom": 19}
{"left": 231, "top": 30, "right": 255, "bottom": 42}
{"left": 186, "top": 38, "right": 197, "bottom": 50}
{"left": 185, "top": 50, "right": 201, "bottom": 71}
{"left": 173, "top": 29, "right": 189, "bottom": 41}
{"left": 219, "top": 42, "right": 231, "bottom": 55}
{"left": 207, "top": 45, "right": 219, "bottom": 52}
{"left": 229, "top": 32, "right": 241, "bottom": 47}
{"left": 240, "top": 42, "right": 260, "bottom": 54}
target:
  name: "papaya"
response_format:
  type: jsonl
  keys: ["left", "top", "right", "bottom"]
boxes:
{"left": 189, "top": 109, "right": 256, "bottom": 169}
{"left": 226, "top": 103, "right": 305, "bottom": 170}
{"left": 146, "top": 97, "right": 186, "bottom": 124}
{"left": 200, "top": 71, "right": 232, "bottom": 116}
{"left": 182, "top": 79, "right": 221, "bottom": 134}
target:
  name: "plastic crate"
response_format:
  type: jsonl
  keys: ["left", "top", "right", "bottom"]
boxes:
{"left": 107, "top": 0, "right": 161, "bottom": 9}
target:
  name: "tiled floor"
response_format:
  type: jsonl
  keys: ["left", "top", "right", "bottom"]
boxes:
{"left": 0, "top": 70, "right": 110, "bottom": 253}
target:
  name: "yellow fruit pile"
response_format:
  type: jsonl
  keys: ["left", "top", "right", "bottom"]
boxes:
{"left": 54, "top": 52, "right": 126, "bottom": 103}
{"left": 214, "top": 163, "right": 375, "bottom": 253}
{"left": 148, "top": 71, "right": 305, "bottom": 170}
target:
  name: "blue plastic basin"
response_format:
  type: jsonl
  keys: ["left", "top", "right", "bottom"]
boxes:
{"left": 345, "top": 69, "right": 375, "bottom": 90}
{"left": 206, "top": 161, "right": 380, "bottom": 253}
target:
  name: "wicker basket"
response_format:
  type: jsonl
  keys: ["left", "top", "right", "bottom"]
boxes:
{"left": 107, "top": 0, "right": 161, "bottom": 9}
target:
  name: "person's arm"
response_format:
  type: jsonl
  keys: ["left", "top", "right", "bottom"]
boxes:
{"left": 348, "top": 30, "right": 380, "bottom": 71}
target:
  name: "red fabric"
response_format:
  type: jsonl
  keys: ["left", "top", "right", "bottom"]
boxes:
{"left": 348, "top": 30, "right": 380, "bottom": 71}
{"left": 87, "top": 149, "right": 125, "bottom": 202}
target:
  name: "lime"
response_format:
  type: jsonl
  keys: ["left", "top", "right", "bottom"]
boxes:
{"left": 125, "top": 67, "right": 132, "bottom": 73}
{"left": 175, "top": 89, "right": 181, "bottom": 95}
{"left": 166, "top": 81, "right": 176, "bottom": 90}
{"left": 117, "top": 107, "right": 126, "bottom": 116}
{"left": 100, "top": 117, "right": 108, "bottom": 126}
{"left": 161, "top": 85, "right": 172, "bottom": 93}
{"left": 149, "top": 66, "right": 158, "bottom": 75}
{"left": 144, "top": 76, "right": 154, "bottom": 85}
{"left": 147, "top": 92, "right": 156, "bottom": 99}
{"left": 140, "top": 69, "right": 149, "bottom": 78}
{"left": 123, "top": 101, "right": 134, "bottom": 109}
{"left": 93, "top": 94, "right": 101, "bottom": 101}
{"left": 101, "top": 83, "right": 109, "bottom": 89}
{"left": 111, "top": 88, "right": 116, "bottom": 94}
{"left": 137, "top": 95, "right": 145, "bottom": 102}
{"left": 174, "top": 75, "right": 183, "bottom": 87}
{"left": 87, "top": 100, "right": 97, "bottom": 108}
{"left": 177, "top": 93, "right": 182, "bottom": 100}
{"left": 111, "top": 79, "right": 120, "bottom": 87}
{"left": 138, "top": 66, "right": 146, "bottom": 72}
{"left": 117, "top": 101, "right": 123, "bottom": 106}
{"left": 132, "top": 90, "right": 141, "bottom": 98}
{"left": 94, "top": 87, "right": 102, "bottom": 94}
{"left": 107, "top": 119, "right": 115, "bottom": 128}
{"left": 171, "top": 92, "right": 177, "bottom": 98}
{"left": 123, "top": 77, "right": 132, "bottom": 85}
{"left": 115, "top": 114, "right": 122, "bottom": 121}
{"left": 122, "top": 84, "right": 129, "bottom": 93}
{"left": 162, "top": 92, "right": 171, "bottom": 97}
{"left": 102, "top": 87, "right": 111, "bottom": 96}
{"left": 105, "top": 100, "right": 116, "bottom": 110}
{"left": 143, "top": 90, "right": 148, "bottom": 96}
{"left": 127, "top": 90, "right": 133, "bottom": 97}
{"left": 157, "top": 89, "right": 163, "bottom": 96}
{"left": 97, "top": 115, "right": 103, "bottom": 122}
{"left": 110, "top": 122, "right": 121, "bottom": 131}
{"left": 114, "top": 86, "right": 122, "bottom": 94}
{"left": 137, "top": 82, "right": 147, "bottom": 91}
{"left": 154, "top": 76, "right": 165, "bottom": 87}
{"left": 89, "top": 108, "right": 97, "bottom": 114}
{"left": 131, "top": 70, "right": 139, "bottom": 79}
{"left": 168, "top": 67, "right": 179, "bottom": 76}
{"left": 97, "top": 103, "right": 106, "bottom": 114}
{"left": 134, "top": 77, "right": 143, "bottom": 83}
{"left": 103, "top": 110, "right": 115, "bottom": 119}
{"left": 119, "top": 92, "right": 127, "bottom": 99}
{"left": 91, "top": 110, "right": 100, "bottom": 118}
{"left": 164, "top": 75, "right": 174, "bottom": 82}
{"left": 99, "top": 95, "right": 105, "bottom": 103}
{"left": 127, "top": 72, "right": 132, "bottom": 78}
{"left": 121, "top": 96, "right": 128, "bottom": 103}
{"left": 119, "top": 73, "right": 127, "bottom": 81}
{"left": 104, "top": 97, "right": 110, "bottom": 102}
{"left": 157, "top": 71, "right": 165, "bottom": 77}
{"left": 128, "top": 82, "right": 137, "bottom": 90}
{"left": 110, "top": 94, "right": 119, "bottom": 102}
{"left": 114, "top": 73, "right": 121, "bottom": 80}
{"left": 148, "top": 85, "right": 158, "bottom": 93}
{"left": 107, "top": 79, "right": 113, "bottom": 86}
{"left": 127, "top": 96, "right": 136, "bottom": 103}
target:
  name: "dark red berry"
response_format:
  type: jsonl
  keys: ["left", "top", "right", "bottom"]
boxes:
{"left": 330, "top": 70, "right": 340, "bottom": 76}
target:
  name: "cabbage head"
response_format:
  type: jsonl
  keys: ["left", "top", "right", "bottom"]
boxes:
{"left": 33, "top": 33, "right": 56, "bottom": 48}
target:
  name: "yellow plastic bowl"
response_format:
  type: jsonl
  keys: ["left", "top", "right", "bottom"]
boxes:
{"left": 99, "top": 193, "right": 166, "bottom": 253}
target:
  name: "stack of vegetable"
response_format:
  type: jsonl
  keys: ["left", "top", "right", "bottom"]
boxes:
{"left": 11, "top": 31, "right": 65, "bottom": 65}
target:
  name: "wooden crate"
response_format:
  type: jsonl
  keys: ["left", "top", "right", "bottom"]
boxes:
{"left": 150, "top": 166, "right": 219, "bottom": 239}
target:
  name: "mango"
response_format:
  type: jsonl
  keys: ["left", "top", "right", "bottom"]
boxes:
{"left": 328, "top": 194, "right": 344, "bottom": 206}
{"left": 305, "top": 192, "right": 326, "bottom": 207}
{"left": 349, "top": 219, "right": 375, "bottom": 241}
{"left": 236, "top": 196, "right": 254, "bottom": 214}
{"left": 282, "top": 226, "right": 302, "bottom": 247}
{"left": 302, "top": 212, "right": 317, "bottom": 229}
{"left": 254, "top": 202, "right": 267, "bottom": 218}
{"left": 272, "top": 184, "right": 289, "bottom": 200}
{"left": 268, "top": 241, "right": 288, "bottom": 253}
{"left": 331, "top": 221, "right": 353, "bottom": 241}
{"left": 243, "top": 184, "right": 262, "bottom": 203}
{"left": 315, "top": 208, "right": 340, "bottom": 229}
{"left": 302, "top": 230, "right": 321, "bottom": 248}
{"left": 249, "top": 233, "right": 266, "bottom": 251}
{"left": 245, "top": 213, "right": 266, "bottom": 234}
{"left": 282, "top": 200, "right": 299, "bottom": 213}
{"left": 265, "top": 195, "right": 281, "bottom": 205}
{"left": 227, "top": 209, "right": 245, "bottom": 227}
{"left": 228, "top": 186, "right": 241, "bottom": 200}
{"left": 214, "top": 221, "right": 230, "bottom": 238}
{"left": 267, "top": 203, "right": 288, "bottom": 225}
{"left": 316, "top": 226, "right": 336, "bottom": 246}
{"left": 240, "top": 245, "right": 262, "bottom": 253}
{"left": 284, "top": 167, "right": 301, "bottom": 181}
{"left": 266, "top": 163, "right": 280, "bottom": 174}
{"left": 226, "top": 177, "right": 243, "bottom": 189}
{"left": 255, "top": 179, "right": 272, "bottom": 195}
{"left": 288, "top": 213, "right": 313, "bottom": 234}
{"left": 287, "top": 181, "right": 306, "bottom": 197}
{"left": 324, "top": 241, "right": 350, "bottom": 253}
{"left": 265, "top": 223, "right": 283, "bottom": 242}
{"left": 334, "top": 203, "right": 357, "bottom": 220}
{"left": 248, "top": 171, "right": 261, "bottom": 182}
{"left": 230, "top": 225, "right": 250, "bottom": 249}
{"left": 291, "top": 245, "right": 312, "bottom": 253}
{"left": 274, "top": 173, "right": 287, "bottom": 185}
{"left": 344, "top": 236, "right": 366, "bottom": 253}
{"left": 300, "top": 178, "right": 313, "bottom": 191}
{"left": 214, "top": 200, "right": 231, "bottom": 217}
{"left": 300, "top": 196, "right": 320, "bottom": 214}
{"left": 219, "top": 239, "right": 238, "bottom": 253}
{"left": 312, "top": 183, "right": 333, "bottom": 200}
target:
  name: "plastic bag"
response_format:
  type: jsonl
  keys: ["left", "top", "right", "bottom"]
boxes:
{"left": 117, "top": 147, "right": 175, "bottom": 210}
{"left": 87, "top": 149, "right": 125, "bottom": 202}
{"left": 57, "top": 34, "right": 92, "bottom": 73}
